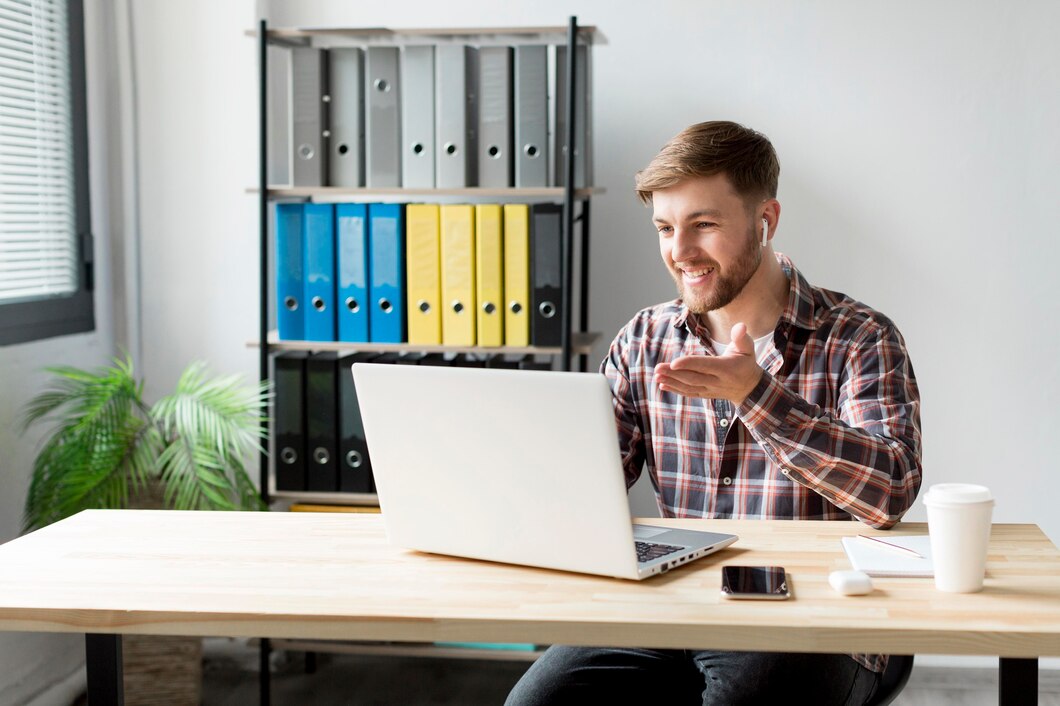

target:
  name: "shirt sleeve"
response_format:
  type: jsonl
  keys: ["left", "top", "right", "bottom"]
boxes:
{"left": 735, "top": 321, "right": 922, "bottom": 529}
{"left": 600, "top": 326, "right": 647, "bottom": 490}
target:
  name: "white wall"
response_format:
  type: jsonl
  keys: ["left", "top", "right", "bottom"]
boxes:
{"left": 131, "top": 0, "right": 260, "bottom": 403}
{"left": 0, "top": 1, "right": 122, "bottom": 701}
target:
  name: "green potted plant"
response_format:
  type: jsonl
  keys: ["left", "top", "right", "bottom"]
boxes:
{"left": 20, "top": 355, "right": 269, "bottom": 705}
{"left": 21, "top": 356, "right": 268, "bottom": 531}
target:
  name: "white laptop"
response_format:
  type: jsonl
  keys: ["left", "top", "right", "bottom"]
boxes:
{"left": 351, "top": 363, "right": 737, "bottom": 580}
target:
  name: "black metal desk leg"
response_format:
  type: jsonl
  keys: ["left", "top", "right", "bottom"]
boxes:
{"left": 260, "top": 637, "right": 271, "bottom": 706}
{"left": 85, "top": 633, "right": 123, "bottom": 705}
{"left": 999, "top": 657, "right": 1036, "bottom": 706}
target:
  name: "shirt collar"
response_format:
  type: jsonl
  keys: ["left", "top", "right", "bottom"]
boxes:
{"left": 673, "top": 252, "right": 819, "bottom": 334}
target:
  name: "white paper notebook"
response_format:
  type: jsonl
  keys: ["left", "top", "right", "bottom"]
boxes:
{"left": 841, "top": 535, "right": 934, "bottom": 577}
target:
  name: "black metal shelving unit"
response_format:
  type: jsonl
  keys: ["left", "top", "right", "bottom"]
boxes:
{"left": 253, "top": 17, "right": 598, "bottom": 705}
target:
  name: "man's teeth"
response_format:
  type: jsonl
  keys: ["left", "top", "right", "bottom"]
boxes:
{"left": 683, "top": 267, "right": 714, "bottom": 277}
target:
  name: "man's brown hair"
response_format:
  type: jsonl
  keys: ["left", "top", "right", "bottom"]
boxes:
{"left": 634, "top": 121, "right": 780, "bottom": 207}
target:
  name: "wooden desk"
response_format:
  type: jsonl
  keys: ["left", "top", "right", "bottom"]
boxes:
{"left": 0, "top": 510, "right": 1056, "bottom": 705}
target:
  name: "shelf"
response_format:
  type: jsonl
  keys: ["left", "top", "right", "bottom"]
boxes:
{"left": 247, "top": 25, "right": 601, "bottom": 43}
{"left": 250, "top": 186, "right": 604, "bottom": 199}
{"left": 249, "top": 331, "right": 601, "bottom": 356}
{"left": 271, "top": 639, "right": 544, "bottom": 663}
{"left": 270, "top": 490, "right": 378, "bottom": 506}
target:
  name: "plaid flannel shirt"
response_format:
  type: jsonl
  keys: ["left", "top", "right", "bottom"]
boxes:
{"left": 601, "top": 253, "right": 922, "bottom": 672}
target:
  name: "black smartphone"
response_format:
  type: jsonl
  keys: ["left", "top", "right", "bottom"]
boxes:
{"left": 720, "top": 565, "right": 790, "bottom": 600}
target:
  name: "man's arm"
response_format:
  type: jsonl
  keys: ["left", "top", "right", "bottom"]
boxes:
{"left": 601, "top": 331, "right": 647, "bottom": 490}
{"left": 657, "top": 321, "right": 922, "bottom": 529}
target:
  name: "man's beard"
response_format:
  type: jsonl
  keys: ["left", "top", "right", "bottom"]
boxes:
{"left": 674, "top": 228, "right": 762, "bottom": 314}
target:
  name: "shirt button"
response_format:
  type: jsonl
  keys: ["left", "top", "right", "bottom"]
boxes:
{"left": 722, "top": 477, "right": 733, "bottom": 486}
{"left": 781, "top": 468, "right": 790, "bottom": 475}
{"left": 719, "top": 418, "right": 730, "bottom": 428}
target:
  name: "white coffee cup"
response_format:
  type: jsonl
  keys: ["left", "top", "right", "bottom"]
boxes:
{"left": 923, "top": 483, "right": 994, "bottom": 593}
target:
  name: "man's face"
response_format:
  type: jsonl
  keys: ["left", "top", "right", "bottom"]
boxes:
{"left": 652, "top": 174, "right": 762, "bottom": 315}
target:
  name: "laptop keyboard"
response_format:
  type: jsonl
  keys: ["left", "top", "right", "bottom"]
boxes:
{"left": 635, "top": 541, "right": 685, "bottom": 563}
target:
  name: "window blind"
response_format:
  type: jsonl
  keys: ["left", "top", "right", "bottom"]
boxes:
{"left": 0, "top": 0, "right": 77, "bottom": 304}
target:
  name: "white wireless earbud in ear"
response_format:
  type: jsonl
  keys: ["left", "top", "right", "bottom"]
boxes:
{"left": 761, "top": 219, "right": 769, "bottom": 247}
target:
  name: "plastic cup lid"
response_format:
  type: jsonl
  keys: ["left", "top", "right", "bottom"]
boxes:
{"left": 923, "top": 483, "right": 993, "bottom": 505}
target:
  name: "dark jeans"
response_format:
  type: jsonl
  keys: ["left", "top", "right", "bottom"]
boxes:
{"left": 505, "top": 646, "right": 880, "bottom": 706}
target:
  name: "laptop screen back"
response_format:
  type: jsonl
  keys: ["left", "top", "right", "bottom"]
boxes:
{"left": 351, "top": 364, "right": 642, "bottom": 578}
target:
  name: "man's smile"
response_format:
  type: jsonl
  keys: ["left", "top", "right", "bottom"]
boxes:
{"left": 678, "top": 265, "right": 716, "bottom": 285}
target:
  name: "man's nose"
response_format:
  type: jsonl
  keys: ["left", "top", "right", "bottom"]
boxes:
{"left": 671, "top": 227, "right": 700, "bottom": 263}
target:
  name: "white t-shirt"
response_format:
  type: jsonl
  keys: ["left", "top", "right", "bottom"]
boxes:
{"left": 710, "top": 332, "right": 774, "bottom": 365}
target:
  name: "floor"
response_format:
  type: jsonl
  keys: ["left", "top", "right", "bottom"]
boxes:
{"left": 202, "top": 640, "right": 529, "bottom": 705}
{"left": 199, "top": 639, "right": 1060, "bottom": 705}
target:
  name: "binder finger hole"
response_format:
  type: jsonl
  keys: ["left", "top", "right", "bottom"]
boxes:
{"left": 509, "top": 301, "right": 523, "bottom": 315}
{"left": 337, "top": 143, "right": 349, "bottom": 155}
{"left": 374, "top": 78, "right": 390, "bottom": 92}
{"left": 313, "top": 447, "right": 330, "bottom": 465}
{"left": 378, "top": 298, "right": 393, "bottom": 314}
{"left": 444, "top": 142, "right": 458, "bottom": 155}
{"left": 284, "top": 296, "right": 298, "bottom": 312}
{"left": 298, "top": 143, "right": 315, "bottom": 160}
{"left": 452, "top": 300, "right": 464, "bottom": 314}
{"left": 418, "top": 300, "right": 431, "bottom": 313}
{"left": 345, "top": 451, "right": 363, "bottom": 469}
{"left": 524, "top": 144, "right": 539, "bottom": 158}
{"left": 482, "top": 302, "right": 496, "bottom": 314}
{"left": 539, "top": 301, "right": 556, "bottom": 318}
{"left": 411, "top": 142, "right": 424, "bottom": 155}
{"left": 280, "top": 447, "right": 298, "bottom": 465}
{"left": 345, "top": 297, "right": 359, "bottom": 314}
{"left": 312, "top": 296, "right": 326, "bottom": 312}
{"left": 488, "top": 145, "right": 500, "bottom": 158}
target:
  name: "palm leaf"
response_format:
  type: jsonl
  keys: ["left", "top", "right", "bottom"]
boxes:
{"left": 23, "top": 413, "right": 147, "bottom": 531}
{"left": 152, "top": 364, "right": 268, "bottom": 512}
{"left": 20, "top": 357, "right": 267, "bottom": 531}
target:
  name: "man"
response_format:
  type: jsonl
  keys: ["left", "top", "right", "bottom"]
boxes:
{"left": 506, "top": 121, "right": 922, "bottom": 705}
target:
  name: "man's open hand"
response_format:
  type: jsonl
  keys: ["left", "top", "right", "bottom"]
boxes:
{"left": 654, "top": 322, "right": 764, "bottom": 405}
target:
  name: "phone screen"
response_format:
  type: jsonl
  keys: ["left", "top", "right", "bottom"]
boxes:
{"left": 720, "top": 565, "right": 790, "bottom": 600}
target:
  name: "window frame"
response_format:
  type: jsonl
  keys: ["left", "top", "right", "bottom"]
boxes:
{"left": 0, "top": 0, "right": 94, "bottom": 346}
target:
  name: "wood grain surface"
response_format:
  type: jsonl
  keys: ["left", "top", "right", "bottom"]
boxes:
{"left": 0, "top": 510, "right": 1056, "bottom": 658}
